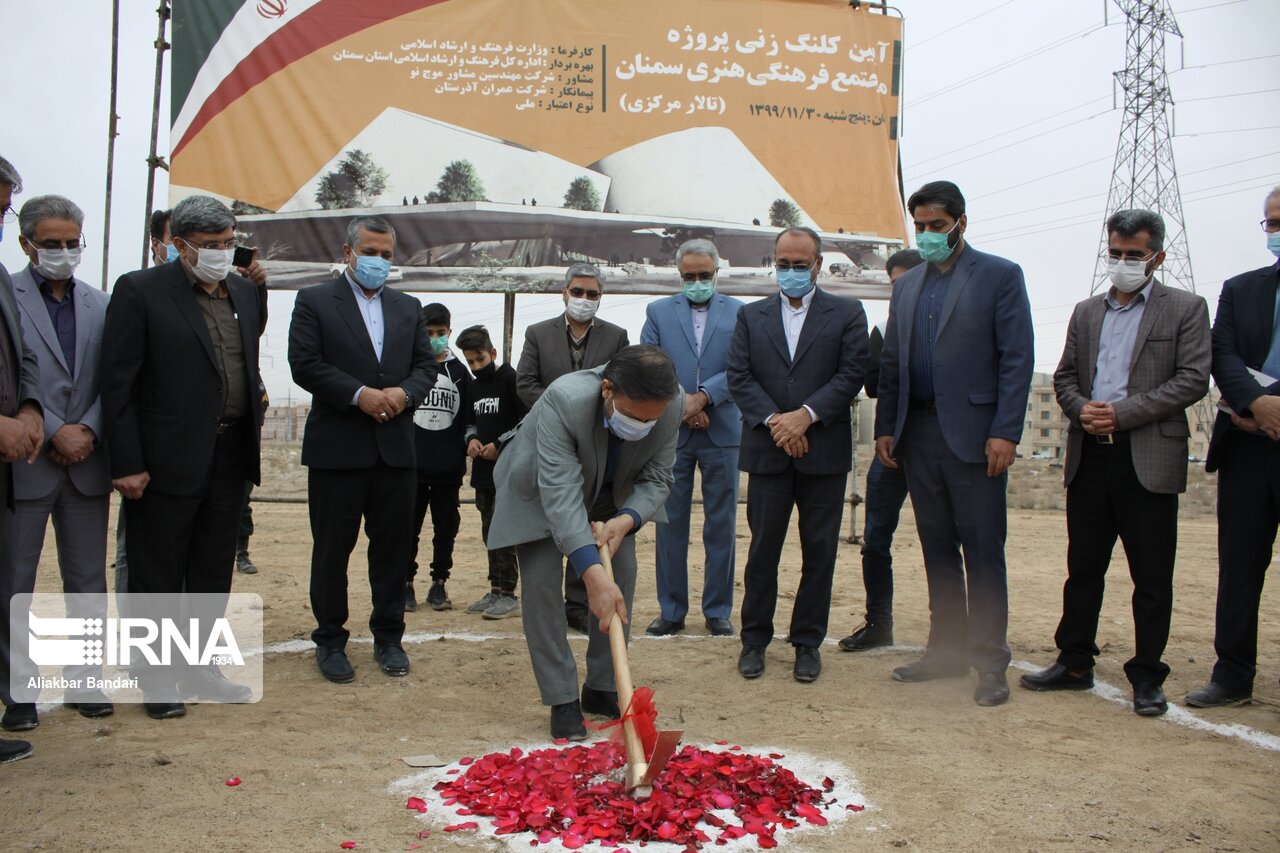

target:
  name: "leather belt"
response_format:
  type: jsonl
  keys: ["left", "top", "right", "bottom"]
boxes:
{"left": 1093, "top": 431, "right": 1129, "bottom": 445}
{"left": 217, "top": 419, "right": 243, "bottom": 434}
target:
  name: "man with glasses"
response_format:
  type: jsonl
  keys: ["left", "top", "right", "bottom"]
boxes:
{"left": 1021, "top": 209, "right": 1209, "bottom": 717}
{"left": 101, "top": 195, "right": 266, "bottom": 720}
{"left": 516, "top": 263, "right": 629, "bottom": 633}
{"left": 0, "top": 156, "right": 44, "bottom": 764}
{"left": 1184, "top": 186, "right": 1280, "bottom": 710}
{"left": 875, "top": 181, "right": 1033, "bottom": 707}
{"left": 727, "top": 227, "right": 868, "bottom": 684}
{"left": 640, "top": 239, "right": 743, "bottom": 638}
{"left": 1, "top": 196, "right": 114, "bottom": 734}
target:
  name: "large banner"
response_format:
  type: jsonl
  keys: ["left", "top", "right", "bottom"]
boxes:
{"left": 170, "top": 0, "right": 904, "bottom": 288}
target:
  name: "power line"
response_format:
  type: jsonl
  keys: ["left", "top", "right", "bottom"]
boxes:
{"left": 1176, "top": 124, "right": 1280, "bottom": 138}
{"left": 969, "top": 156, "right": 1114, "bottom": 201}
{"left": 905, "top": 95, "right": 1111, "bottom": 170}
{"left": 911, "top": 0, "right": 1026, "bottom": 49}
{"left": 1172, "top": 51, "right": 1280, "bottom": 72}
{"left": 910, "top": 21, "right": 1111, "bottom": 107}
{"left": 910, "top": 106, "right": 1116, "bottom": 174}
{"left": 1178, "top": 86, "right": 1280, "bottom": 103}
{"left": 1178, "top": 0, "right": 1253, "bottom": 13}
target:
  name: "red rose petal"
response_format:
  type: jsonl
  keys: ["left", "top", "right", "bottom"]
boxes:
{"left": 225, "top": 777, "right": 242, "bottom": 787}
{"left": 405, "top": 796, "right": 427, "bottom": 813}
{"left": 444, "top": 821, "right": 480, "bottom": 832}
{"left": 459, "top": 756, "right": 475, "bottom": 765}
{"left": 846, "top": 803, "right": 866, "bottom": 812}
{"left": 339, "top": 843, "right": 357, "bottom": 850}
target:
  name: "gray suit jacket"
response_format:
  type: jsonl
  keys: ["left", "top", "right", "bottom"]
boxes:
{"left": 0, "top": 262, "right": 45, "bottom": 504}
{"left": 515, "top": 313, "right": 629, "bottom": 409}
{"left": 1055, "top": 281, "right": 1210, "bottom": 494}
{"left": 11, "top": 267, "right": 111, "bottom": 499}
{"left": 488, "top": 367, "right": 681, "bottom": 555}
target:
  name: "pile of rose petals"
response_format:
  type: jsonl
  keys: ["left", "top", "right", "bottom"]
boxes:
{"left": 426, "top": 741, "right": 856, "bottom": 849}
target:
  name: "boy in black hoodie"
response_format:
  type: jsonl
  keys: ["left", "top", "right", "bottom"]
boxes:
{"left": 407, "top": 304, "right": 471, "bottom": 612}
{"left": 458, "top": 325, "right": 526, "bottom": 619}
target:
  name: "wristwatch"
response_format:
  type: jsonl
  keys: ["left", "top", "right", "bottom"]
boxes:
{"left": 404, "top": 390, "right": 414, "bottom": 410}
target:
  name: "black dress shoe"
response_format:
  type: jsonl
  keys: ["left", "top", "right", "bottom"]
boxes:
{"left": 793, "top": 646, "right": 822, "bottom": 683}
{"left": 1018, "top": 662, "right": 1094, "bottom": 692}
{"left": 704, "top": 617, "right": 735, "bottom": 637}
{"left": 1133, "top": 683, "right": 1168, "bottom": 717}
{"left": 645, "top": 616, "right": 686, "bottom": 636}
{"left": 838, "top": 621, "right": 893, "bottom": 652}
{"left": 738, "top": 645, "right": 765, "bottom": 679}
{"left": 1184, "top": 681, "right": 1252, "bottom": 708}
{"left": 0, "top": 738, "right": 32, "bottom": 764}
{"left": 581, "top": 686, "right": 620, "bottom": 719}
{"left": 565, "top": 609, "right": 591, "bottom": 635}
{"left": 550, "top": 700, "right": 588, "bottom": 741}
{"left": 891, "top": 657, "right": 969, "bottom": 683}
{"left": 374, "top": 644, "right": 410, "bottom": 676}
{"left": 65, "top": 690, "right": 115, "bottom": 718}
{"left": 144, "top": 702, "right": 187, "bottom": 720}
{"left": 179, "top": 666, "right": 253, "bottom": 702}
{"left": 316, "top": 647, "right": 356, "bottom": 683}
{"left": 1, "top": 704, "right": 37, "bottom": 732}
{"left": 974, "top": 671, "right": 1010, "bottom": 707}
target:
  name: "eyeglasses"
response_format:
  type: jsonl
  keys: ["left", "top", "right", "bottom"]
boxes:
{"left": 774, "top": 261, "right": 814, "bottom": 272}
{"left": 1262, "top": 219, "right": 1280, "bottom": 234}
{"left": 567, "top": 287, "right": 601, "bottom": 300}
{"left": 27, "top": 237, "right": 87, "bottom": 250}
{"left": 181, "top": 238, "right": 238, "bottom": 251}
{"left": 680, "top": 272, "right": 715, "bottom": 282}
{"left": 1106, "top": 250, "right": 1155, "bottom": 262}
{"left": 1, "top": 206, "right": 16, "bottom": 225}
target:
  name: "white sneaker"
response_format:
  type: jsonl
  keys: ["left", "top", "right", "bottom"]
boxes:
{"left": 482, "top": 594, "right": 521, "bottom": 620}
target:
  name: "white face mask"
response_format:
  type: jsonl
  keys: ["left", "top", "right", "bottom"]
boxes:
{"left": 1106, "top": 256, "right": 1153, "bottom": 294}
{"left": 566, "top": 296, "right": 599, "bottom": 323}
{"left": 33, "top": 246, "right": 82, "bottom": 281}
{"left": 607, "top": 403, "right": 657, "bottom": 441}
{"left": 186, "top": 245, "right": 235, "bottom": 283}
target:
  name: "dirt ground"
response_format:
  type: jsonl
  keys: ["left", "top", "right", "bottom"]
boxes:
{"left": 3, "top": 466, "right": 1278, "bottom": 851}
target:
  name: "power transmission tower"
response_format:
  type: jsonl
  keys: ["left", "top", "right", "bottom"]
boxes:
{"left": 1094, "top": 0, "right": 1194, "bottom": 295}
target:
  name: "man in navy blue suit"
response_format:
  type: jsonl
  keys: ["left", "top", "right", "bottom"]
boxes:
{"left": 728, "top": 227, "right": 868, "bottom": 684}
{"left": 876, "top": 181, "right": 1034, "bottom": 707}
{"left": 641, "top": 239, "right": 744, "bottom": 638}
{"left": 1185, "top": 186, "right": 1280, "bottom": 709}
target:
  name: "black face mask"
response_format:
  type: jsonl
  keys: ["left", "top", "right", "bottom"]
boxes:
{"left": 474, "top": 362, "right": 497, "bottom": 380}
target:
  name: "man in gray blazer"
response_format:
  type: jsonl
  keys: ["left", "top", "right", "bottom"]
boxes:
{"left": 876, "top": 181, "right": 1034, "bottom": 707}
{"left": 515, "top": 263, "right": 630, "bottom": 632}
{"left": 489, "top": 346, "right": 681, "bottom": 740}
{"left": 0, "top": 156, "right": 45, "bottom": 763}
{"left": 0, "top": 196, "right": 113, "bottom": 731}
{"left": 1022, "top": 209, "right": 1210, "bottom": 716}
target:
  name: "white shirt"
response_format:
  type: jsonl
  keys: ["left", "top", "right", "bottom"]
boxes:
{"left": 781, "top": 287, "right": 816, "bottom": 360}
{"left": 346, "top": 272, "right": 385, "bottom": 405}
{"left": 691, "top": 301, "right": 710, "bottom": 353}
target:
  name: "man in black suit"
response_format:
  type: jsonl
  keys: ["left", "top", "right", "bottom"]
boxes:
{"left": 0, "top": 155, "right": 44, "bottom": 762}
{"left": 288, "top": 215, "right": 436, "bottom": 684}
{"left": 515, "top": 263, "right": 629, "bottom": 633}
{"left": 727, "top": 227, "right": 868, "bottom": 683}
{"left": 101, "top": 195, "right": 265, "bottom": 719}
{"left": 1185, "top": 187, "right": 1280, "bottom": 709}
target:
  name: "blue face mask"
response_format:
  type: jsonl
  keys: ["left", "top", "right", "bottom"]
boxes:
{"left": 352, "top": 254, "right": 391, "bottom": 290}
{"left": 916, "top": 220, "right": 961, "bottom": 264}
{"left": 682, "top": 278, "right": 715, "bottom": 304}
{"left": 166, "top": 243, "right": 180, "bottom": 262}
{"left": 777, "top": 267, "right": 814, "bottom": 298}
{"left": 429, "top": 335, "right": 449, "bottom": 355}
{"left": 1268, "top": 232, "right": 1280, "bottom": 259}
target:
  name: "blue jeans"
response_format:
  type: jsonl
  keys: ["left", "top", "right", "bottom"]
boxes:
{"left": 861, "top": 456, "right": 909, "bottom": 624}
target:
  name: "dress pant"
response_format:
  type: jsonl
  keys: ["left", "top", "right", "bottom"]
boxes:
{"left": 0, "top": 472, "right": 110, "bottom": 705}
{"left": 860, "top": 456, "right": 910, "bottom": 625}
{"left": 475, "top": 487, "right": 518, "bottom": 594}
{"left": 654, "top": 431, "right": 739, "bottom": 622}
{"left": 1211, "top": 431, "right": 1280, "bottom": 693}
{"left": 1056, "top": 437, "right": 1177, "bottom": 686}
{"left": 308, "top": 461, "right": 414, "bottom": 650}
{"left": 408, "top": 478, "right": 461, "bottom": 584}
{"left": 900, "top": 410, "right": 1011, "bottom": 673}
{"left": 739, "top": 467, "right": 847, "bottom": 649}
{"left": 517, "top": 535, "right": 636, "bottom": 706}
{"left": 124, "top": 425, "right": 248, "bottom": 697}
